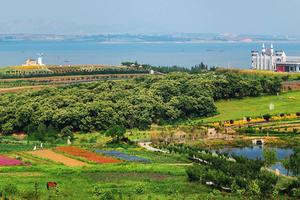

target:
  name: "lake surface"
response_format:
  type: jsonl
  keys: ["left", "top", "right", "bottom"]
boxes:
{"left": 2, "top": 41, "right": 300, "bottom": 68}
{"left": 216, "top": 146, "right": 294, "bottom": 176}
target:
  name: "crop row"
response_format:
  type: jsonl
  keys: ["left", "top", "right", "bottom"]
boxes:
{"left": 95, "top": 150, "right": 150, "bottom": 163}
{"left": 56, "top": 146, "right": 121, "bottom": 164}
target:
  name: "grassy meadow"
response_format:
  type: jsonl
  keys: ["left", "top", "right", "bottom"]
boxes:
{"left": 201, "top": 90, "right": 300, "bottom": 122}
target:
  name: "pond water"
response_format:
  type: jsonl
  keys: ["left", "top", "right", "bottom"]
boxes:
{"left": 214, "top": 146, "right": 294, "bottom": 176}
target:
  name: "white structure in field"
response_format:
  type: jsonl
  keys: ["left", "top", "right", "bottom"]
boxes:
{"left": 251, "top": 44, "right": 300, "bottom": 72}
{"left": 37, "top": 53, "right": 44, "bottom": 66}
{"left": 37, "top": 57, "right": 43, "bottom": 65}
{"left": 23, "top": 53, "right": 45, "bottom": 66}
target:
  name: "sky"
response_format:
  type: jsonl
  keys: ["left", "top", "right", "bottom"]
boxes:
{"left": 1, "top": 0, "right": 300, "bottom": 35}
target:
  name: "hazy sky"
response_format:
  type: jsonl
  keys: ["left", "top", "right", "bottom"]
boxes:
{"left": 1, "top": 0, "right": 300, "bottom": 35}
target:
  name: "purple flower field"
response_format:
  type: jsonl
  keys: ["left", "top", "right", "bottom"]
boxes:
{"left": 95, "top": 150, "right": 150, "bottom": 163}
{"left": 0, "top": 155, "right": 22, "bottom": 166}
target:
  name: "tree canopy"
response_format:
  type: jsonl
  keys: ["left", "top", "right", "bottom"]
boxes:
{"left": 0, "top": 71, "right": 282, "bottom": 139}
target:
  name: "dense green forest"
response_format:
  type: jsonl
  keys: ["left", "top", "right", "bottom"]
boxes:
{"left": 0, "top": 71, "right": 282, "bottom": 140}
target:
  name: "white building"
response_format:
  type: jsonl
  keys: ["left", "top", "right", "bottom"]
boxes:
{"left": 252, "top": 44, "right": 300, "bottom": 72}
{"left": 37, "top": 56, "right": 43, "bottom": 66}
{"left": 23, "top": 54, "right": 45, "bottom": 66}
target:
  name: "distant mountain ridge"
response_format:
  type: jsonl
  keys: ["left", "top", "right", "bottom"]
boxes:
{"left": 0, "top": 33, "right": 298, "bottom": 43}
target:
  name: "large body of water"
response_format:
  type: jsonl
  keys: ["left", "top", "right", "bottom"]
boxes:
{"left": 2, "top": 41, "right": 300, "bottom": 68}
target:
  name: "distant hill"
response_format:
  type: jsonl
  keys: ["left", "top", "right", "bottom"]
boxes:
{"left": 0, "top": 33, "right": 298, "bottom": 43}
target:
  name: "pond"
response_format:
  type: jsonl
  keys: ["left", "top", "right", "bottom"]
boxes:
{"left": 214, "top": 146, "right": 294, "bottom": 176}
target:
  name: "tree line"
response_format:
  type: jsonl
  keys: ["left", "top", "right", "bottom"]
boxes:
{"left": 1, "top": 68, "right": 149, "bottom": 79}
{"left": 121, "top": 61, "right": 212, "bottom": 74}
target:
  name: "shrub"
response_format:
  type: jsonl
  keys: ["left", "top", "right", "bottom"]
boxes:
{"left": 296, "top": 112, "right": 300, "bottom": 117}
{"left": 2, "top": 183, "right": 18, "bottom": 199}
{"left": 246, "top": 180, "right": 261, "bottom": 197}
{"left": 263, "top": 149, "right": 277, "bottom": 167}
{"left": 101, "top": 191, "right": 115, "bottom": 200}
{"left": 291, "top": 188, "right": 300, "bottom": 198}
{"left": 229, "top": 120, "right": 234, "bottom": 124}
{"left": 89, "top": 137, "right": 97, "bottom": 143}
{"left": 263, "top": 114, "right": 272, "bottom": 121}
{"left": 257, "top": 171, "right": 278, "bottom": 198}
{"left": 293, "top": 129, "right": 298, "bottom": 134}
{"left": 246, "top": 117, "right": 251, "bottom": 122}
{"left": 135, "top": 184, "right": 145, "bottom": 194}
{"left": 282, "top": 178, "right": 300, "bottom": 196}
{"left": 280, "top": 113, "right": 285, "bottom": 117}
{"left": 186, "top": 165, "right": 204, "bottom": 182}
{"left": 105, "top": 125, "right": 126, "bottom": 142}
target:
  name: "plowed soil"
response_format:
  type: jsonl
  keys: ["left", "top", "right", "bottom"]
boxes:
{"left": 28, "top": 149, "right": 88, "bottom": 167}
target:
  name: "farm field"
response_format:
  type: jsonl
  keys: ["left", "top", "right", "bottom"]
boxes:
{"left": 56, "top": 146, "right": 121, "bottom": 164}
{"left": 28, "top": 149, "right": 89, "bottom": 167}
{"left": 0, "top": 155, "right": 22, "bottom": 166}
{"left": 201, "top": 90, "right": 300, "bottom": 123}
{"left": 0, "top": 164, "right": 225, "bottom": 200}
{"left": 0, "top": 142, "right": 239, "bottom": 200}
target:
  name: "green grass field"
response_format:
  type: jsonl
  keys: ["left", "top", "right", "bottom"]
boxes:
{"left": 201, "top": 90, "right": 300, "bottom": 122}
{"left": 0, "top": 164, "right": 240, "bottom": 200}
{"left": 0, "top": 143, "right": 241, "bottom": 200}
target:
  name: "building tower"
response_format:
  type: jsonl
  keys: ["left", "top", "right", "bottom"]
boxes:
{"left": 37, "top": 53, "right": 44, "bottom": 66}
{"left": 262, "top": 43, "right": 266, "bottom": 55}
{"left": 270, "top": 44, "right": 274, "bottom": 70}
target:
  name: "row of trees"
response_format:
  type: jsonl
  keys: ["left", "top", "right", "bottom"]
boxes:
{"left": 0, "top": 71, "right": 282, "bottom": 140}
{"left": 121, "top": 61, "right": 213, "bottom": 74}
{"left": 2, "top": 67, "right": 149, "bottom": 79}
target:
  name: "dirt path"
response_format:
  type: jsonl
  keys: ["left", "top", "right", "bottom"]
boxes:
{"left": 28, "top": 149, "right": 88, "bottom": 167}
{"left": 138, "top": 142, "right": 168, "bottom": 153}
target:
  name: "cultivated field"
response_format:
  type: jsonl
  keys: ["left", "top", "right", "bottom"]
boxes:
{"left": 56, "top": 146, "right": 121, "bottom": 164}
{"left": 28, "top": 149, "right": 88, "bottom": 167}
{"left": 0, "top": 143, "right": 216, "bottom": 200}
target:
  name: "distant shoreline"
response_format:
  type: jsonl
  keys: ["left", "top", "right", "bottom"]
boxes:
{"left": 2, "top": 40, "right": 300, "bottom": 44}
